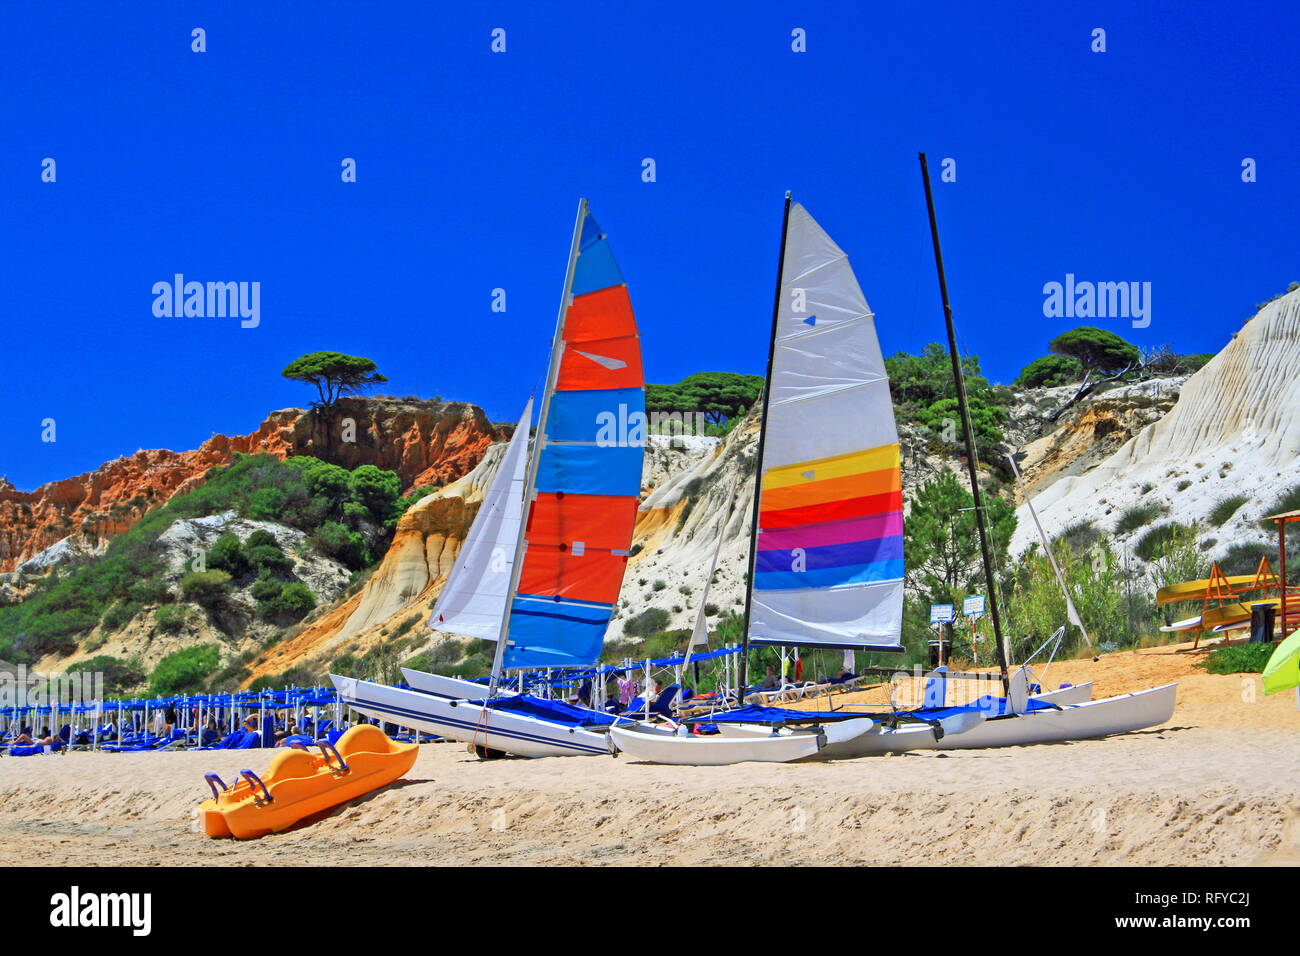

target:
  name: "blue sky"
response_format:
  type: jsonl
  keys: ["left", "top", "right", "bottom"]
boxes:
{"left": 3, "top": 1, "right": 1297, "bottom": 491}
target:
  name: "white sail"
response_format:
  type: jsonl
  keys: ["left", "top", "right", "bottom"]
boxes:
{"left": 749, "top": 203, "right": 904, "bottom": 650}
{"left": 426, "top": 399, "right": 533, "bottom": 642}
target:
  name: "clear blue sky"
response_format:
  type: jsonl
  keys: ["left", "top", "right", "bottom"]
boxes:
{"left": 3, "top": 1, "right": 1296, "bottom": 491}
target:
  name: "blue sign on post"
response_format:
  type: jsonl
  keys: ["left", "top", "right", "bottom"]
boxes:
{"left": 929, "top": 604, "right": 955, "bottom": 624}
{"left": 963, "top": 595, "right": 986, "bottom": 617}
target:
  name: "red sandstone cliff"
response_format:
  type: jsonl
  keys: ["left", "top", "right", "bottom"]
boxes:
{"left": 0, "top": 397, "right": 504, "bottom": 573}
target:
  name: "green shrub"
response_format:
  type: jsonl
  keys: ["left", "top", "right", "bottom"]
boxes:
{"left": 259, "top": 581, "right": 316, "bottom": 623}
{"left": 652, "top": 580, "right": 667, "bottom": 592}
{"left": 245, "top": 543, "right": 293, "bottom": 574}
{"left": 1057, "top": 521, "right": 1100, "bottom": 552}
{"left": 180, "top": 569, "right": 233, "bottom": 610}
{"left": 1115, "top": 502, "right": 1170, "bottom": 535}
{"left": 206, "top": 533, "right": 249, "bottom": 576}
{"left": 100, "top": 598, "right": 137, "bottom": 633}
{"left": 149, "top": 644, "right": 220, "bottom": 696}
{"left": 246, "top": 529, "right": 279, "bottom": 550}
{"left": 301, "top": 461, "right": 351, "bottom": 500}
{"left": 623, "top": 607, "right": 670, "bottom": 638}
{"left": 444, "top": 652, "right": 494, "bottom": 679}
{"left": 394, "top": 613, "right": 422, "bottom": 637}
{"left": 153, "top": 604, "right": 188, "bottom": 633}
{"left": 311, "top": 521, "right": 370, "bottom": 569}
{"left": 250, "top": 576, "right": 284, "bottom": 601}
{"left": 1208, "top": 495, "right": 1249, "bottom": 527}
{"left": 1198, "top": 642, "right": 1274, "bottom": 675}
{"left": 1133, "top": 522, "right": 1193, "bottom": 562}
{"left": 248, "top": 487, "right": 287, "bottom": 519}
{"left": 1258, "top": 484, "right": 1300, "bottom": 528}
{"left": 67, "top": 655, "right": 147, "bottom": 695}
{"left": 348, "top": 465, "right": 402, "bottom": 521}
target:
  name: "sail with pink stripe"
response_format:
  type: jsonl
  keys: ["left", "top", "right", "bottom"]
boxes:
{"left": 749, "top": 202, "right": 904, "bottom": 650}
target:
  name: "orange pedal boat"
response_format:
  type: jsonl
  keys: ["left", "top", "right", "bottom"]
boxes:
{"left": 198, "top": 725, "right": 418, "bottom": 840}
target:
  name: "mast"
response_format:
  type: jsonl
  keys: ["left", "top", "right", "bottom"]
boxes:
{"left": 917, "top": 153, "right": 1010, "bottom": 694}
{"left": 739, "top": 191, "right": 793, "bottom": 703}
{"left": 487, "top": 198, "right": 588, "bottom": 697}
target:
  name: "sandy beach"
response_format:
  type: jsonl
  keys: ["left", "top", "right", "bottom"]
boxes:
{"left": 2, "top": 642, "right": 1297, "bottom": 867}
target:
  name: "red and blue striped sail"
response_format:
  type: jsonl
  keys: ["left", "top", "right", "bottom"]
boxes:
{"left": 502, "top": 209, "right": 645, "bottom": 670}
{"left": 750, "top": 202, "right": 904, "bottom": 651}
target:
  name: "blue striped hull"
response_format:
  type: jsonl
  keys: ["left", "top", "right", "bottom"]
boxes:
{"left": 331, "top": 677, "right": 610, "bottom": 757}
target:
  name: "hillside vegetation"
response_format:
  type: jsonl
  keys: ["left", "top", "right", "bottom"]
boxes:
{"left": 0, "top": 453, "right": 426, "bottom": 671}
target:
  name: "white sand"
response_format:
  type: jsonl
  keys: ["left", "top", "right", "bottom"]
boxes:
{"left": 3, "top": 640, "right": 1297, "bottom": 866}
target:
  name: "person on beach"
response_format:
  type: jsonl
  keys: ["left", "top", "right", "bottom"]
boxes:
{"left": 11, "top": 727, "right": 58, "bottom": 747}
{"left": 760, "top": 666, "right": 780, "bottom": 690}
{"left": 618, "top": 674, "right": 638, "bottom": 707}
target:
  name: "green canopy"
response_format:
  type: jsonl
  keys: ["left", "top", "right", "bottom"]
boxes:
{"left": 1262, "top": 627, "right": 1300, "bottom": 695}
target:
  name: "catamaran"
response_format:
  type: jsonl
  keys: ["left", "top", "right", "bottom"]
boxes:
{"left": 331, "top": 200, "right": 863, "bottom": 760}
{"left": 611, "top": 191, "right": 997, "bottom": 762}
{"left": 609, "top": 167, "right": 1176, "bottom": 765}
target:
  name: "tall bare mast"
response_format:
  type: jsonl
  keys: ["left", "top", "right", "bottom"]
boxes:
{"left": 918, "top": 153, "right": 1010, "bottom": 694}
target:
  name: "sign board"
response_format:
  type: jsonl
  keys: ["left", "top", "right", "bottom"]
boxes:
{"left": 963, "top": 595, "right": 987, "bottom": 617}
{"left": 929, "top": 604, "right": 955, "bottom": 624}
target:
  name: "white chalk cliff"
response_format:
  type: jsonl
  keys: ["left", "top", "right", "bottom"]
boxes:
{"left": 1010, "top": 289, "right": 1300, "bottom": 558}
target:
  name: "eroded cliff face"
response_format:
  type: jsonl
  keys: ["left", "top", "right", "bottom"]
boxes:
{"left": 249, "top": 369, "right": 1211, "bottom": 677}
{"left": 245, "top": 441, "right": 509, "bottom": 682}
{"left": 1007, "top": 378, "right": 1186, "bottom": 500}
{"left": 1009, "top": 290, "right": 1300, "bottom": 557}
{"left": 0, "top": 397, "right": 503, "bottom": 573}
{"left": 244, "top": 422, "right": 764, "bottom": 680}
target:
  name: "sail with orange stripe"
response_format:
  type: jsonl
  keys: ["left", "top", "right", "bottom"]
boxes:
{"left": 749, "top": 202, "right": 904, "bottom": 650}
{"left": 500, "top": 204, "right": 645, "bottom": 670}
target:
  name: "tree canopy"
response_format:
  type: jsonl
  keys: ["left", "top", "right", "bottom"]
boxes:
{"left": 1015, "top": 354, "right": 1083, "bottom": 388}
{"left": 1047, "top": 327, "right": 1138, "bottom": 374}
{"left": 904, "top": 470, "right": 1016, "bottom": 609}
{"left": 885, "top": 343, "right": 1008, "bottom": 456}
{"left": 646, "top": 372, "right": 763, "bottom": 425}
{"left": 282, "top": 351, "right": 388, "bottom": 408}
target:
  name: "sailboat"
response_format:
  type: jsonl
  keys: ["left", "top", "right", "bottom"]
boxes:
{"left": 608, "top": 192, "right": 982, "bottom": 764}
{"left": 611, "top": 193, "right": 988, "bottom": 763}
{"left": 609, "top": 173, "right": 1176, "bottom": 765}
{"left": 331, "top": 200, "right": 655, "bottom": 757}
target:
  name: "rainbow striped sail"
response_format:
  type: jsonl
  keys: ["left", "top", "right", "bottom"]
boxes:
{"left": 501, "top": 206, "right": 645, "bottom": 670}
{"left": 749, "top": 202, "right": 904, "bottom": 651}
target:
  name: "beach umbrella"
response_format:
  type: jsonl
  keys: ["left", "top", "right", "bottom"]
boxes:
{"left": 1262, "top": 628, "right": 1300, "bottom": 698}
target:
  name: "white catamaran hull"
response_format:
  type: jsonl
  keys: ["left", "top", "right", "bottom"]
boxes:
{"left": 705, "top": 682, "right": 1088, "bottom": 759}
{"left": 926, "top": 683, "right": 1177, "bottom": 750}
{"left": 330, "top": 674, "right": 613, "bottom": 758}
{"left": 399, "top": 668, "right": 512, "bottom": 700}
{"left": 607, "top": 717, "right": 876, "bottom": 765}
{"left": 715, "top": 710, "right": 987, "bottom": 758}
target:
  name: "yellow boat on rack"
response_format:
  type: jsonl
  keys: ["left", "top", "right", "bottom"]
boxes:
{"left": 1156, "top": 571, "right": 1279, "bottom": 605}
{"left": 198, "top": 725, "right": 418, "bottom": 840}
{"left": 1159, "top": 598, "right": 1282, "bottom": 633}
